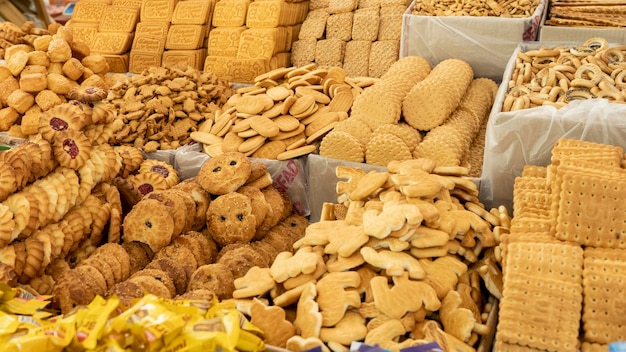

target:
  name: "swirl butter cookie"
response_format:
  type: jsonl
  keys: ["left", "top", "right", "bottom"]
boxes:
{"left": 52, "top": 129, "right": 93, "bottom": 170}
{"left": 38, "top": 104, "right": 85, "bottom": 142}
{"left": 139, "top": 159, "right": 179, "bottom": 188}
{"left": 197, "top": 152, "right": 251, "bottom": 195}
{"left": 206, "top": 192, "right": 256, "bottom": 246}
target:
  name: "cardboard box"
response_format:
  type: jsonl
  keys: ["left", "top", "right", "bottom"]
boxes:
{"left": 538, "top": 4, "right": 626, "bottom": 44}
{"left": 479, "top": 41, "right": 626, "bottom": 213}
{"left": 400, "top": 0, "right": 547, "bottom": 81}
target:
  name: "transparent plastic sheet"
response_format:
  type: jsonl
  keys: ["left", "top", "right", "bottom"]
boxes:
{"left": 306, "top": 154, "right": 387, "bottom": 223}
{"left": 400, "top": 0, "right": 546, "bottom": 81}
{"left": 172, "top": 143, "right": 311, "bottom": 217}
{"left": 480, "top": 99, "right": 626, "bottom": 214}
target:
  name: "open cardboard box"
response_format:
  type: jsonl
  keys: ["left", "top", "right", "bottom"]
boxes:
{"left": 479, "top": 41, "right": 626, "bottom": 214}
{"left": 400, "top": 0, "right": 547, "bottom": 82}
{"left": 538, "top": 3, "right": 626, "bottom": 44}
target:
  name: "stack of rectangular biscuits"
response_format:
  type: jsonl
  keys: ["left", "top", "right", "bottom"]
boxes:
{"left": 203, "top": 0, "right": 309, "bottom": 83}
{"left": 496, "top": 138, "right": 626, "bottom": 351}
{"left": 291, "top": 0, "right": 410, "bottom": 78}
{"left": 129, "top": 0, "right": 215, "bottom": 73}
{"left": 68, "top": 0, "right": 142, "bottom": 73}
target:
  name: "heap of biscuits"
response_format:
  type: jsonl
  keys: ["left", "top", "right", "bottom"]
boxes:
{"left": 203, "top": 0, "right": 309, "bottom": 83}
{"left": 104, "top": 65, "right": 233, "bottom": 152}
{"left": 545, "top": 0, "right": 626, "bottom": 27}
{"left": 67, "top": 0, "right": 142, "bottom": 73}
{"left": 495, "top": 138, "right": 626, "bottom": 351}
{"left": 191, "top": 64, "right": 378, "bottom": 159}
{"left": 412, "top": 0, "right": 540, "bottom": 17}
{"left": 225, "top": 158, "right": 507, "bottom": 350}
{"left": 502, "top": 37, "right": 626, "bottom": 111}
{"left": 0, "top": 21, "right": 62, "bottom": 59}
{"left": 319, "top": 56, "right": 497, "bottom": 172}
{"left": 291, "top": 0, "right": 410, "bottom": 78}
{"left": 0, "top": 25, "right": 115, "bottom": 138}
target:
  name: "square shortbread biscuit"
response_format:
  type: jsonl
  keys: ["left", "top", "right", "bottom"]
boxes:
{"left": 368, "top": 40, "right": 399, "bottom": 78}
{"left": 291, "top": 38, "right": 317, "bottom": 66}
{"left": 342, "top": 40, "right": 370, "bottom": 77}
{"left": 212, "top": 0, "right": 251, "bottom": 27}
{"left": 352, "top": 8, "right": 379, "bottom": 41}
{"left": 207, "top": 27, "right": 246, "bottom": 57}
{"left": 378, "top": 13, "right": 403, "bottom": 40}
{"left": 315, "top": 38, "right": 345, "bottom": 68}
{"left": 329, "top": 0, "right": 357, "bottom": 14}
{"left": 298, "top": 9, "right": 329, "bottom": 40}
{"left": 326, "top": 12, "right": 353, "bottom": 41}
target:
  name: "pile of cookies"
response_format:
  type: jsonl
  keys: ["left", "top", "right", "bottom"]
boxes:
{"left": 0, "top": 21, "right": 59, "bottom": 59}
{"left": 203, "top": 0, "right": 309, "bottom": 83}
{"left": 67, "top": 0, "right": 142, "bottom": 72}
{"left": 496, "top": 138, "right": 626, "bottom": 350}
{"left": 191, "top": 64, "right": 378, "bottom": 160}
{"left": 546, "top": 0, "right": 626, "bottom": 27}
{"left": 319, "top": 56, "right": 497, "bottom": 172}
{"left": 104, "top": 65, "right": 233, "bottom": 152}
{"left": 129, "top": 0, "right": 215, "bottom": 73}
{"left": 0, "top": 25, "right": 114, "bottom": 138}
{"left": 291, "top": 0, "right": 410, "bottom": 77}
{"left": 502, "top": 37, "right": 626, "bottom": 111}
{"left": 226, "top": 158, "right": 507, "bottom": 351}
{"left": 412, "top": 0, "right": 540, "bottom": 17}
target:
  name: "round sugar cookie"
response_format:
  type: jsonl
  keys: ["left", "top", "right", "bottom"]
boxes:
{"left": 122, "top": 199, "right": 175, "bottom": 252}
{"left": 187, "top": 263, "right": 235, "bottom": 300}
{"left": 319, "top": 130, "right": 364, "bottom": 163}
{"left": 373, "top": 123, "right": 421, "bottom": 152}
{"left": 365, "top": 133, "right": 412, "bottom": 166}
{"left": 206, "top": 192, "right": 256, "bottom": 246}
{"left": 197, "top": 152, "right": 251, "bottom": 195}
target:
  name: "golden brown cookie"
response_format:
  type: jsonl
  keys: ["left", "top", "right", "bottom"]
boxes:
{"left": 121, "top": 241, "right": 154, "bottom": 275}
{"left": 110, "top": 280, "right": 144, "bottom": 307}
{"left": 138, "top": 159, "right": 180, "bottom": 188}
{"left": 128, "top": 274, "right": 173, "bottom": 298}
{"left": 176, "top": 288, "right": 216, "bottom": 301}
{"left": 206, "top": 192, "right": 256, "bottom": 246}
{"left": 237, "top": 185, "right": 270, "bottom": 233}
{"left": 187, "top": 263, "right": 235, "bottom": 300}
{"left": 52, "top": 129, "right": 93, "bottom": 170}
{"left": 131, "top": 268, "right": 177, "bottom": 298}
{"left": 218, "top": 244, "right": 269, "bottom": 277}
{"left": 146, "top": 257, "right": 189, "bottom": 296}
{"left": 177, "top": 231, "right": 219, "bottom": 266}
{"left": 122, "top": 198, "right": 176, "bottom": 253}
{"left": 144, "top": 190, "right": 188, "bottom": 239}
{"left": 173, "top": 179, "right": 212, "bottom": 231}
{"left": 197, "top": 152, "right": 251, "bottom": 195}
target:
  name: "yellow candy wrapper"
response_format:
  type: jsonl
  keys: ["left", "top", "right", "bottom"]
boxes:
{"left": 0, "top": 284, "right": 53, "bottom": 317}
{"left": 0, "top": 312, "right": 76, "bottom": 352}
{"left": 75, "top": 295, "right": 120, "bottom": 350}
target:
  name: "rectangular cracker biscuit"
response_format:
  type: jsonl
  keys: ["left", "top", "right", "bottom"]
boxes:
{"left": 237, "top": 31, "right": 276, "bottom": 60}
{"left": 509, "top": 217, "right": 551, "bottom": 235}
{"left": 328, "top": 0, "right": 357, "bottom": 14}
{"left": 521, "top": 165, "right": 548, "bottom": 178}
{"left": 380, "top": 4, "right": 407, "bottom": 15}
{"left": 103, "top": 54, "right": 129, "bottom": 73}
{"left": 498, "top": 272, "right": 582, "bottom": 351}
{"left": 166, "top": 25, "right": 207, "bottom": 50}
{"left": 203, "top": 55, "right": 232, "bottom": 80}
{"left": 212, "top": 0, "right": 251, "bottom": 27}
{"left": 291, "top": 38, "right": 317, "bottom": 67}
{"left": 582, "top": 248, "right": 626, "bottom": 344}
{"left": 171, "top": 0, "right": 214, "bottom": 25}
{"left": 135, "top": 22, "right": 170, "bottom": 38}
{"left": 246, "top": 0, "right": 283, "bottom": 28}
{"left": 368, "top": 40, "right": 398, "bottom": 78}
{"left": 129, "top": 51, "right": 162, "bottom": 74}
{"left": 357, "top": 0, "right": 380, "bottom": 9}
{"left": 131, "top": 35, "right": 166, "bottom": 53}
{"left": 378, "top": 13, "right": 403, "bottom": 40}
{"left": 162, "top": 49, "right": 206, "bottom": 70}
{"left": 380, "top": 0, "right": 406, "bottom": 7}
{"left": 111, "top": 0, "right": 143, "bottom": 8}
{"left": 315, "top": 38, "right": 345, "bottom": 68}
{"left": 285, "top": 24, "right": 301, "bottom": 51}
{"left": 98, "top": 6, "right": 140, "bottom": 32}
{"left": 270, "top": 52, "right": 291, "bottom": 70}
{"left": 325, "top": 13, "right": 353, "bottom": 41}
{"left": 228, "top": 58, "right": 270, "bottom": 84}
{"left": 140, "top": 0, "right": 177, "bottom": 22}
{"left": 68, "top": 24, "right": 99, "bottom": 45}
{"left": 553, "top": 167, "right": 626, "bottom": 248}
{"left": 352, "top": 8, "right": 379, "bottom": 41}
{"left": 298, "top": 9, "right": 329, "bottom": 40}
{"left": 71, "top": 2, "right": 108, "bottom": 23}
{"left": 91, "top": 32, "right": 134, "bottom": 55}
{"left": 207, "top": 27, "right": 246, "bottom": 57}
{"left": 342, "top": 40, "right": 370, "bottom": 77}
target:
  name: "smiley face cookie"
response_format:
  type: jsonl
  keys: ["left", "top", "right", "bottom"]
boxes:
{"left": 206, "top": 192, "right": 256, "bottom": 246}
{"left": 197, "top": 152, "right": 252, "bottom": 195}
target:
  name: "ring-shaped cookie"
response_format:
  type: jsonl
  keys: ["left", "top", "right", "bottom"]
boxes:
{"left": 575, "top": 63, "right": 603, "bottom": 85}
{"left": 583, "top": 37, "right": 609, "bottom": 52}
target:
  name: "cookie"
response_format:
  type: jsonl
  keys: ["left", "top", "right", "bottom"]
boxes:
{"left": 197, "top": 151, "right": 251, "bottom": 195}
{"left": 218, "top": 244, "right": 268, "bottom": 278}
{"left": 187, "top": 263, "right": 235, "bottom": 300}
{"left": 206, "top": 192, "right": 256, "bottom": 246}
{"left": 122, "top": 198, "right": 176, "bottom": 252}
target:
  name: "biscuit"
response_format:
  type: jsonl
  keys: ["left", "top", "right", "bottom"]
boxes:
{"left": 315, "top": 39, "right": 345, "bottom": 68}
{"left": 131, "top": 35, "right": 166, "bottom": 53}
{"left": 187, "top": 263, "right": 235, "bottom": 299}
{"left": 162, "top": 49, "right": 205, "bottom": 71}
{"left": 326, "top": 13, "right": 353, "bottom": 41}
{"left": 98, "top": 6, "right": 140, "bottom": 33}
{"left": 207, "top": 27, "right": 246, "bottom": 57}
{"left": 368, "top": 40, "right": 399, "bottom": 78}
{"left": 291, "top": 38, "right": 317, "bottom": 67}
{"left": 165, "top": 24, "right": 206, "bottom": 50}
{"left": 171, "top": 0, "right": 213, "bottom": 25}
{"left": 298, "top": 9, "right": 329, "bottom": 40}
{"left": 91, "top": 32, "right": 134, "bottom": 55}
{"left": 212, "top": 0, "right": 251, "bottom": 27}
{"left": 246, "top": 0, "right": 285, "bottom": 28}
{"left": 206, "top": 192, "right": 256, "bottom": 246}
{"left": 140, "top": 0, "right": 176, "bottom": 22}
{"left": 71, "top": 1, "right": 107, "bottom": 23}
{"left": 135, "top": 22, "right": 170, "bottom": 38}
{"left": 342, "top": 40, "right": 371, "bottom": 77}
{"left": 329, "top": 0, "right": 357, "bottom": 14}
{"left": 129, "top": 52, "right": 162, "bottom": 74}
{"left": 197, "top": 151, "right": 251, "bottom": 195}
{"left": 122, "top": 198, "right": 176, "bottom": 252}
